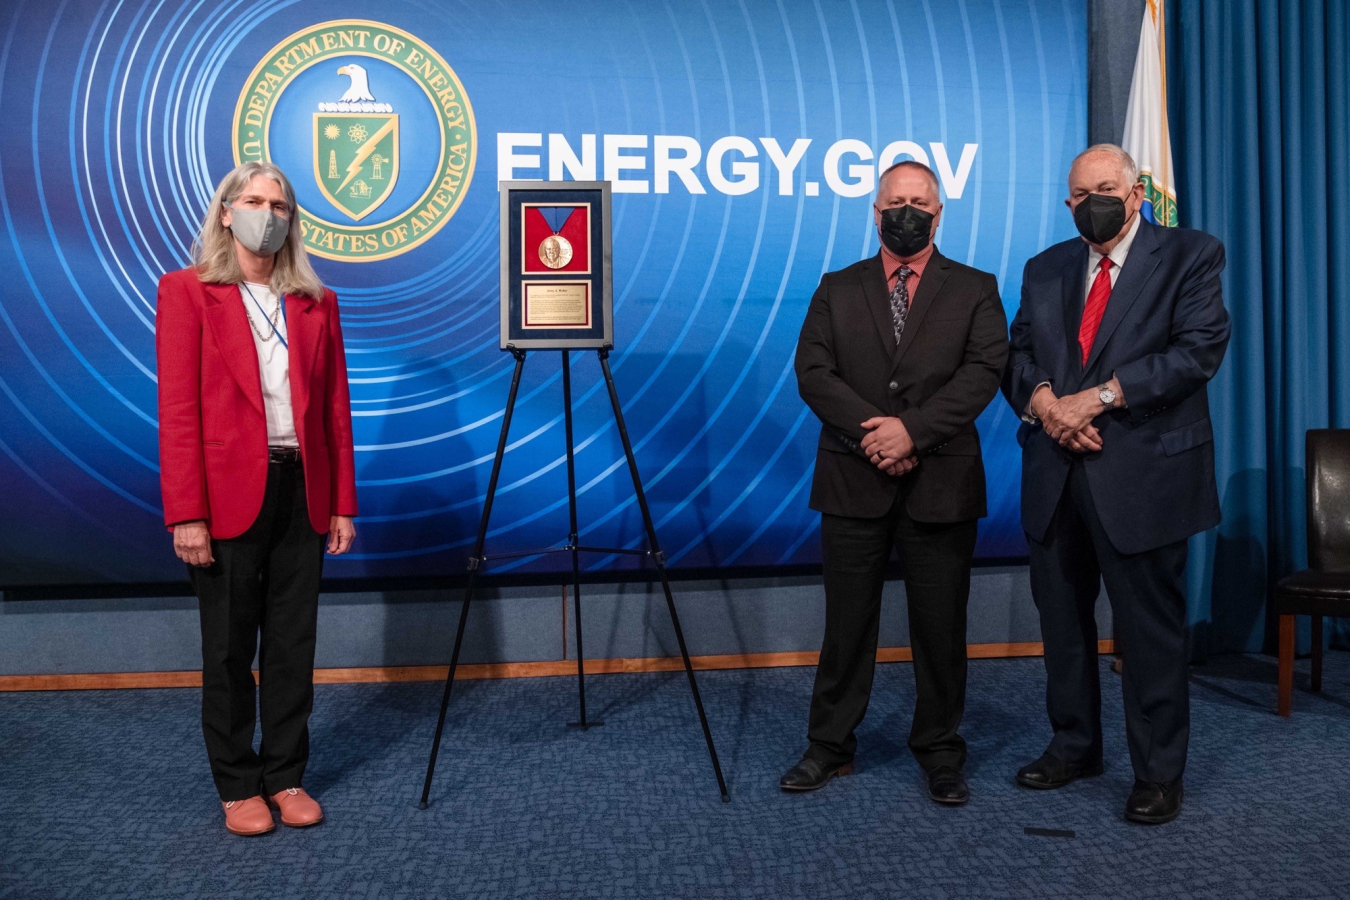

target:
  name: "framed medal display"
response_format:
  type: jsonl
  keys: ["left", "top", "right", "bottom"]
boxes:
{"left": 500, "top": 181, "right": 613, "bottom": 349}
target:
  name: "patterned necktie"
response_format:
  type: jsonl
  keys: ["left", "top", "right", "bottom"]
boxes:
{"left": 1078, "top": 257, "right": 1113, "bottom": 364}
{"left": 890, "top": 265, "right": 914, "bottom": 345}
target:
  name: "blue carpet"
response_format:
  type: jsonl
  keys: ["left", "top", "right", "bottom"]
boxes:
{"left": 2, "top": 653, "right": 1349, "bottom": 899}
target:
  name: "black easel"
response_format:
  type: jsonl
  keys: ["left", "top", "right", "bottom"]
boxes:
{"left": 418, "top": 347, "right": 729, "bottom": 808}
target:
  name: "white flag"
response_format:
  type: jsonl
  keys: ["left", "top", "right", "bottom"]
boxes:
{"left": 1122, "top": 0, "right": 1178, "bottom": 226}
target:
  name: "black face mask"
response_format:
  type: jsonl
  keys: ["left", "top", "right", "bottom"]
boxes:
{"left": 877, "top": 204, "right": 935, "bottom": 258}
{"left": 1072, "top": 192, "right": 1128, "bottom": 244}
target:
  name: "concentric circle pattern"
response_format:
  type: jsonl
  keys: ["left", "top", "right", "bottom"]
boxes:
{"left": 0, "top": 0, "right": 1086, "bottom": 585}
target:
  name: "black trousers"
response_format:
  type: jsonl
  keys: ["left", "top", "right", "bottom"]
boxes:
{"left": 188, "top": 459, "right": 326, "bottom": 801}
{"left": 806, "top": 488, "right": 978, "bottom": 772}
{"left": 1029, "top": 461, "right": 1190, "bottom": 784}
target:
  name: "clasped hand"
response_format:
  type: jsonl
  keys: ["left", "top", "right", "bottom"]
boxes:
{"left": 1034, "top": 387, "right": 1104, "bottom": 453}
{"left": 860, "top": 416, "right": 919, "bottom": 477}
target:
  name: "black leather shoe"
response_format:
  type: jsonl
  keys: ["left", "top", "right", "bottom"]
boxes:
{"left": 1124, "top": 779, "right": 1183, "bottom": 824}
{"left": 927, "top": 766, "right": 969, "bottom": 805}
{"left": 1015, "top": 752, "right": 1105, "bottom": 790}
{"left": 779, "top": 755, "right": 853, "bottom": 792}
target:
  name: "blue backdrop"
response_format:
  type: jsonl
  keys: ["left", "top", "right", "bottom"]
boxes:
{"left": 0, "top": 0, "right": 1085, "bottom": 586}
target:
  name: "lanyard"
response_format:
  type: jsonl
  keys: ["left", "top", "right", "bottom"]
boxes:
{"left": 240, "top": 282, "right": 288, "bottom": 348}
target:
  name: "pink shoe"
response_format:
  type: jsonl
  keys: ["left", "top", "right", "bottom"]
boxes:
{"left": 222, "top": 796, "right": 275, "bottom": 836}
{"left": 267, "top": 787, "right": 324, "bottom": 827}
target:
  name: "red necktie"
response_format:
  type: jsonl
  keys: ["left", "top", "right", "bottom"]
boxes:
{"left": 1078, "top": 257, "right": 1113, "bottom": 365}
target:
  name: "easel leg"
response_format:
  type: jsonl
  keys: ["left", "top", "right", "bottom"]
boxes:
{"left": 419, "top": 349, "right": 528, "bottom": 809}
{"left": 563, "top": 351, "right": 601, "bottom": 729}
{"left": 598, "top": 350, "right": 729, "bottom": 801}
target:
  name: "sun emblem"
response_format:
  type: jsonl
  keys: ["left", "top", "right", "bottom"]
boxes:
{"left": 347, "top": 123, "right": 368, "bottom": 143}
{"left": 323, "top": 124, "right": 340, "bottom": 140}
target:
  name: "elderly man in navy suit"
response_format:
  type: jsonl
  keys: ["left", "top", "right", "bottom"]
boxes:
{"left": 1002, "top": 144, "right": 1230, "bottom": 825}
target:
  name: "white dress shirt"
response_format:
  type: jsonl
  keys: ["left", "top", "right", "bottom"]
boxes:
{"left": 1084, "top": 212, "right": 1141, "bottom": 301}
{"left": 239, "top": 282, "right": 299, "bottom": 448}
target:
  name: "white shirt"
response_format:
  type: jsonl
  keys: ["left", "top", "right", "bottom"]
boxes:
{"left": 239, "top": 282, "right": 299, "bottom": 448}
{"left": 1084, "top": 212, "right": 1141, "bottom": 301}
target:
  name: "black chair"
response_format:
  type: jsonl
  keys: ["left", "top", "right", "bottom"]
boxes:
{"left": 1275, "top": 429, "right": 1350, "bottom": 716}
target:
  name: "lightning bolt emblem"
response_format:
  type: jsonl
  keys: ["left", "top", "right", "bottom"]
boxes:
{"left": 335, "top": 118, "right": 397, "bottom": 195}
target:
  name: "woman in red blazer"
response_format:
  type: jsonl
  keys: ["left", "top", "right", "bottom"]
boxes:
{"left": 157, "top": 162, "right": 357, "bottom": 837}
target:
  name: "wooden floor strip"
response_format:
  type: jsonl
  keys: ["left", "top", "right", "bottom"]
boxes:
{"left": 0, "top": 641, "right": 1114, "bottom": 692}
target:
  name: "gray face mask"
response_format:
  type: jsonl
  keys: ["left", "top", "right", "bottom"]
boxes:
{"left": 225, "top": 202, "right": 289, "bottom": 256}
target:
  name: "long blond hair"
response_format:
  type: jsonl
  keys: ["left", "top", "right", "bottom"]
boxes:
{"left": 192, "top": 162, "right": 325, "bottom": 300}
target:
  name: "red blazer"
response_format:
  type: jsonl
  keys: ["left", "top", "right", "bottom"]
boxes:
{"left": 156, "top": 268, "right": 358, "bottom": 539}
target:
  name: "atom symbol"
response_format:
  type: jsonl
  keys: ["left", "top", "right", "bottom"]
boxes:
{"left": 323, "top": 124, "right": 340, "bottom": 140}
{"left": 348, "top": 124, "right": 368, "bottom": 143}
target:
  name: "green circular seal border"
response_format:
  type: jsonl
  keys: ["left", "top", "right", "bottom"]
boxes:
{"left": 232, "top": 19, "right": 476, "bottom": 262}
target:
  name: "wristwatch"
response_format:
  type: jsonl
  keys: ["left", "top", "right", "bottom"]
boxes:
{"left": 1098, "top": 384, "right": 1117, "bottom": 408}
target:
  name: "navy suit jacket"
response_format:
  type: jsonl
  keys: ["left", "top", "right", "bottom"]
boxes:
{"left": 1002, "top": 219, "right": 1231, "bottom": 555}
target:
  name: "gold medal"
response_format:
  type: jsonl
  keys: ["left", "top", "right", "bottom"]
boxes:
{"left": 538, "top": 233, "right": 573, "bottom": 269}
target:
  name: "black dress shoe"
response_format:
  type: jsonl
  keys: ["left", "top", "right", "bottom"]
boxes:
{"left": 1015, "top": 752, "right": 1105, "bottom": 790}
{"left": 1124, "top": 779, "right": 1183, "bottom": 824}
{"left": 927, "top": 766, "right": 969, "bottom": 805}
{"left": 779, "top": 755, "right": 853, "bottom": 792}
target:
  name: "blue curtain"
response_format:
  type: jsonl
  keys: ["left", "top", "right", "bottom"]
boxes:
{"left": 1166, "top": 0, "right": 1350, "bottom": 656}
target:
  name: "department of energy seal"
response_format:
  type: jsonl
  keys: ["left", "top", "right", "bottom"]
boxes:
{"left": 232, "top": 20, "right": 476, "bottom": 262}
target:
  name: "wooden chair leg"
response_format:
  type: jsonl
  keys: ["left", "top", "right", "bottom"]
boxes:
{"left": 1278, "top": 614, "right": 1295, "bottom": 717}
{"left": 1311, "top": 615, "right": 1323, "bottom": 693}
